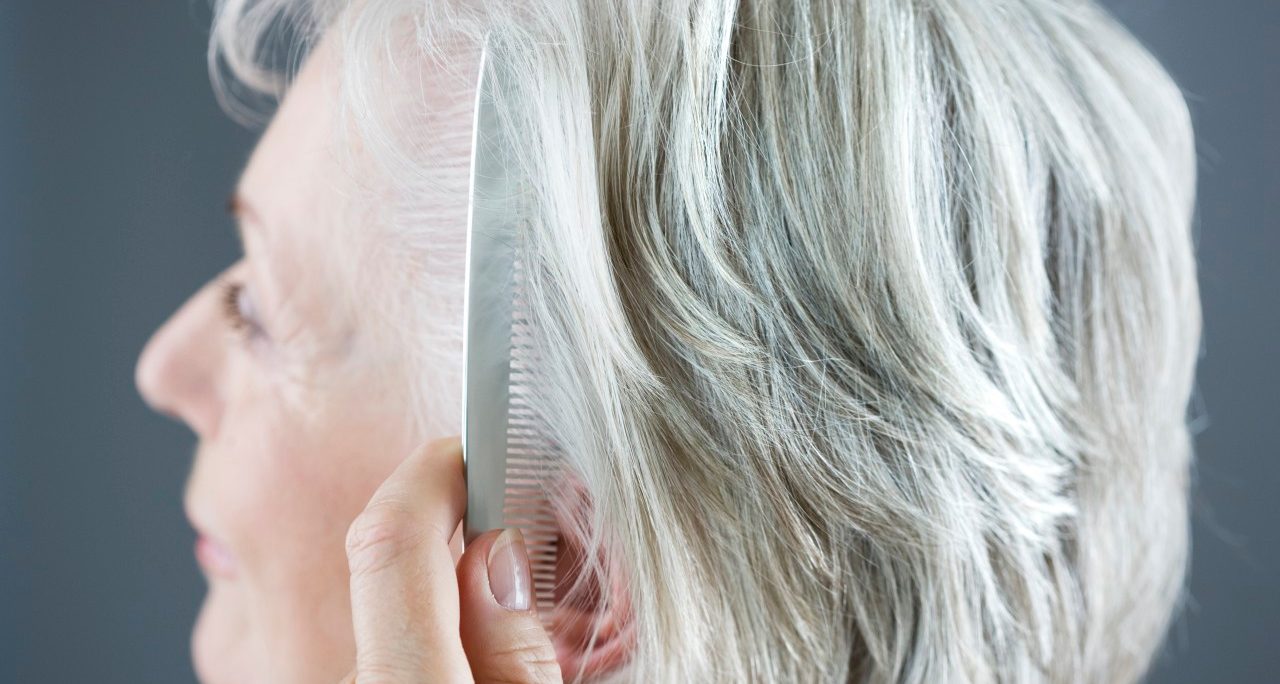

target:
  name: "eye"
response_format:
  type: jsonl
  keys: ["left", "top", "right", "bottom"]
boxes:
{"left": 219, "top": 278, "right": 268, "bottom": 343}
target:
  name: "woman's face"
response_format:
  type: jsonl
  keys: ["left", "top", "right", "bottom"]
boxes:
{"left": 134, "top": 39, "right": 443, "bottom": 684}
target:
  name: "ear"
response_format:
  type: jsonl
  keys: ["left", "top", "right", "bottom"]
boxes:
{"left": 548, "top": 525, "right": 635, "bottom": 681}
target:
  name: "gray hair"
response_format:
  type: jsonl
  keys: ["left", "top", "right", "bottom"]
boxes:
{"left": 212, "top": 0, "right": 1201, "bottom": 681}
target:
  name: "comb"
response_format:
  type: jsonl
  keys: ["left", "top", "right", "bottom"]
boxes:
{"left": 461, "top": 38, "right": 559, "bottom": 623}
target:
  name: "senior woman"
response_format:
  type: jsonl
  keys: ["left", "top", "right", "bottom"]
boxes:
{"left": 134, "top": 0, "right": 1201, "bottom": 682}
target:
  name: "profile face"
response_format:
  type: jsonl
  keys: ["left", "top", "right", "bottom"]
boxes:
{"left": 133, "top": 37, "right": 459, "bottom": 684}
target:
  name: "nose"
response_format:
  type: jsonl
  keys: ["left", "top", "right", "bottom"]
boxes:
{"left": 135, "top": 278, "right": 229, "bottom": 438}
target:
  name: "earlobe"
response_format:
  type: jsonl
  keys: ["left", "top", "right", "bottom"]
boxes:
{"left": 549, "top": 529, "right": 636, "bottom": 681}
{"left": 553, "top": 611, "right": 634, "bottom": 682}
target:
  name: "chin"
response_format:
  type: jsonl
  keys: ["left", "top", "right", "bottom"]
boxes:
{"left": 190, "top": 580, "right": 353, "bottom": 684}
{"left": 191, "top": 584, "right": 260, "bottom": 684}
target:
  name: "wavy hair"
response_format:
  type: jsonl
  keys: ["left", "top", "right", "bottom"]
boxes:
{"left": 210, "top": 0, "right": 1201, "bottom": 681}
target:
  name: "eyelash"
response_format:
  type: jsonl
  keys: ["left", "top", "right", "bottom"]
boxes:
{"left": 219, "top": 279, "right": 266, "bottom": 343}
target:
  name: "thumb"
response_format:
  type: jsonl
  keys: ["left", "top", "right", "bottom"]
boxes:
{"left": 458, "top": 528, "right": 562, "bottom": 684}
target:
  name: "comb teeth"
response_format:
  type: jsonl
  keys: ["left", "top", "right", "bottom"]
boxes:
{"left": 504, "top": 257, "right": 560, "bottom": 622}
{"left": 502, "top": 463, "right": 559, "bottom": 618}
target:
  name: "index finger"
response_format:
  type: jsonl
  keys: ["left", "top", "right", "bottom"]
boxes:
{"left": 344, "top": 436, "right": 471, "bottom": 681}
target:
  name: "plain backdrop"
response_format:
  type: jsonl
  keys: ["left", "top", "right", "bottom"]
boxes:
{"left": 1, "top": 1, "right": 1275, "bottom": 681}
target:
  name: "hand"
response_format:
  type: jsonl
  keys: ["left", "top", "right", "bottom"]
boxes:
{"left": 337, "top": 437, "right": 562, "bottom": 683}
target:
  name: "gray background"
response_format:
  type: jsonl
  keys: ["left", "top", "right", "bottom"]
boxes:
{"left": 1, "top": 1, "right": 1275, "bottom": 681}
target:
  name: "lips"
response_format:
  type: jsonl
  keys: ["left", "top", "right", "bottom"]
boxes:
{"left": 185, "top": 499, "right": 239, "bottom": 580}
{"left": 194, "top": 534, "right": 239, "bottom": 579}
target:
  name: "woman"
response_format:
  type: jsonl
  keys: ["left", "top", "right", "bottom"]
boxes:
{"left": 135, "top": 0, "right": 1201, "bottom": 681}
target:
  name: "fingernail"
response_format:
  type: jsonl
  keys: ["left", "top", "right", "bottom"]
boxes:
{"left": 487, "top": 528, "right": 531, "bottom": 611}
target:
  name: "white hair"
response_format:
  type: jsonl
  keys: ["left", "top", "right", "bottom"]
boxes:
{"left": 211, "top": 0, "right": 1201, "bottom": 681}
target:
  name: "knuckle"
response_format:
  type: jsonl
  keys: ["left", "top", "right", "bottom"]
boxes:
{"left": 344, "top": 501, "right": 424, "bottom": 577}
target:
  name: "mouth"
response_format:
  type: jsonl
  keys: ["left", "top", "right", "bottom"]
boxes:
{"left": 185, "top": 499, "right": 240, "bottom": 580}
{"left": 195, "top": 534, "right": 239, "bottom": 579}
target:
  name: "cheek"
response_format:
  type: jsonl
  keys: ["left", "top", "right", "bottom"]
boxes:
{"left": 193, "top": 373, "right": 413, "bottom": 678}
{"left": 222, "top": 393, "right": 406, "bottom": 587}
{"left": 217, "top": 402, "right": 350, "bottom": 578}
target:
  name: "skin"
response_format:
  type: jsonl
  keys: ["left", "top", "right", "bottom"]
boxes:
{"left": 134, "top": 33, "right": 560, "bottom": 684}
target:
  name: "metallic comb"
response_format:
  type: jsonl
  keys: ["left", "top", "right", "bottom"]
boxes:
{"left": 461, "top": 38, "right": 559, "bottom": 622}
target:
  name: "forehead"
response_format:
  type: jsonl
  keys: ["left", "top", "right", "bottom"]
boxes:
{"left": 239, "top": 26, "right": 481, "bottom": 249}
{"left": 238, "top": 19, "right": 484, "bottom": 237}
{"left": 233, "top": 28, "right": 479, "bottom": 371}
{"left": 237, "top": 35, "right": 346, "bottom": 245}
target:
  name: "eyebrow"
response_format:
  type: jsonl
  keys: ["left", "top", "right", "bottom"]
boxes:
{"left": 225, "top": 191, "right": 259, "bottom": 245}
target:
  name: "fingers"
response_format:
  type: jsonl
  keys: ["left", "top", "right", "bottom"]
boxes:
{"left": 343, "top": 436, "right": 561, "bottom": 684}
{"left": 458, "top": 528, "right": 562, "bottom": 684}
{"left": 345, "top": 436, "right": 471, "bottom": 682}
